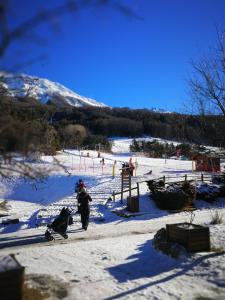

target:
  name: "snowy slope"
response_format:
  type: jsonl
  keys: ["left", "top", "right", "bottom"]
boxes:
{"left": 0, "top": 138, "right": 225, "bottom": 300}
{"left": 0, "top": 72, "right": 108, "bottom": 107}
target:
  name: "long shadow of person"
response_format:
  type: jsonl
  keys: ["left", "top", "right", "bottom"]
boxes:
{"left": 105, "top": 238, "right": 225, "bottom": 300}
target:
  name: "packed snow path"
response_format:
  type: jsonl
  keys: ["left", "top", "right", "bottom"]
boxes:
{"left": 0, "top": 139, "right": 225, "bottom": 300}
{"left": 35, "top": 171, "right": 153, "bottom": 227}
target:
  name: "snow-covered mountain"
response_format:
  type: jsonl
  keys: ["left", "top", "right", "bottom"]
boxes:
{"left": 0, "top": 72, "right": 108, "bottom": 107}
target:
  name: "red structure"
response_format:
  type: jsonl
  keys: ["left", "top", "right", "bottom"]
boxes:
{"left": 193, "top": 154, "right": 221, "bottom": 172}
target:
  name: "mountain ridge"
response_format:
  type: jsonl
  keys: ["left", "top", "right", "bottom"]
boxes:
{"left": 0, "top": 72, "right": 108, "bottom": 108}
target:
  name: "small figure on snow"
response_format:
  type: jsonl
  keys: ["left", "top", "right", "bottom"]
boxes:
{"left": 75, "top": 179, "right": 86, "bottom": 194}
{"left": 77, "top": 189, "right": 92, "bottom": 230}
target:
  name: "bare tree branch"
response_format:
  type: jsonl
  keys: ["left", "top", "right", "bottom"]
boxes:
{"left": 188, "top": 29, "right": 225, "bottom": 117}
{"left": 0, "top": 0, "right": 79, "bottom": 57}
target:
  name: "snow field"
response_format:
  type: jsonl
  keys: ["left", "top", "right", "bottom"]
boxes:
{"left": 0, "top": 138, "right": 225, "bottom": 299}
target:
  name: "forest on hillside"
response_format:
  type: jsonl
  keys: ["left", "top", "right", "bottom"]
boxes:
{"left": 0, "top": 96, "right": 224, "bottom": 156}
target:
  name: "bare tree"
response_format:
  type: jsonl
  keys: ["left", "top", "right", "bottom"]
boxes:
{"left": 187, "top": 28, "right": 225, "bottom": 117}
{"left": 63, "top": 124, "right": 87, "bottom": 149}
{"left": 0, "top": 0, "right": 140, "bottom": 179}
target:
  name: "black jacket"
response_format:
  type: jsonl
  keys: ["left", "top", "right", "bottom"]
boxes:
{"left": 78, "top": 192, "right": 92, "bottom": 208}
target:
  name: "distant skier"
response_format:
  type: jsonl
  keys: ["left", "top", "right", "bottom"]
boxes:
{"left": 77, "top": 189, "right": 92, "bottom": 230}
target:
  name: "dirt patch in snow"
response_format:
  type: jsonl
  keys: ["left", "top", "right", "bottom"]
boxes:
{"left": 23, "top": 274, "right": 69, "bottom": 299}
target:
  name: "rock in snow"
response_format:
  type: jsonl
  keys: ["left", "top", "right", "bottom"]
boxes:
{"left": 0, "top": 72, "right": 108, "bottom": 108}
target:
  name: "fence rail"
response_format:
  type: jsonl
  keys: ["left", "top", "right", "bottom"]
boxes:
{"left": 110, "top": 172, "right": 225, "bottom": 204}
{"left": 149, "top": 172, "right": 225, "bottom": 185}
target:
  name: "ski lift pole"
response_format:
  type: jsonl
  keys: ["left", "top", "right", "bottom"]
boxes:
{"left": 112, "top": 165, "right": 115, "bottom": 177}
{"left": 79, "top": 154, "right": 81, "bottom": 171}
{"left": 92, "top": 157, "right": 95, "bottom": 174}
{"left": 135, "top": 159, "right": 138, "bottom": 176}
{"left": 84, "top": 157, "right": 86, "bottom": 172}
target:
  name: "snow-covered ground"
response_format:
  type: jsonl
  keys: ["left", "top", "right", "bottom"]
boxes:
{"left": 0, "top": 138, "right": 225, "bottom": 300}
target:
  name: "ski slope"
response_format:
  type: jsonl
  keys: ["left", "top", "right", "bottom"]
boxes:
{"left": 0, "top": 138, "right": 225, "bottom": 299}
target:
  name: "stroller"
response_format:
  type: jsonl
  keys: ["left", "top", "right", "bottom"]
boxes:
{"left": 45, "top": 207, "right": 73, "bottom": 241}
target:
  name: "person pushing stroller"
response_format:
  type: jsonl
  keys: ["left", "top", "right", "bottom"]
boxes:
{"left": 77, "top": 188, "right": 92, "bottom": 230}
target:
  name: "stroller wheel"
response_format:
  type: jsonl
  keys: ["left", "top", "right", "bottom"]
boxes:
{"left": 59, "top": 232, "right": 68, "bottom": 239}
{"left": 45, "top": 230, "right": 54, "bottom": 241}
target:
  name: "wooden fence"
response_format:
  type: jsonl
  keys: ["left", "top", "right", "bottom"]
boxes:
{"left": 112, "top": 182, "right": 140, "bottom": 203}
{"left": 111, "top": 172, "right": 225, "bottom": 204}
{"left": 152, "top": 173, "right": 225, "bottom": 185}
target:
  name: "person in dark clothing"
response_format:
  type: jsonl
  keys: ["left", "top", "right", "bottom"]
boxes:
{"left": 75, "top": 179, "right": 86, "bottom": 213}
{"left": 77, "top": 189, "right": 92, "bottom": 230}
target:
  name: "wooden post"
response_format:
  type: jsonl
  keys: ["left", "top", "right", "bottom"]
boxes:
{"left": 113, "top": 191, "right": 115, "bottom": 202}
{"left": 163, "top": 176, "right": 166, "bottom": 184}
{"left": 129, "top": 174, "right": 131, "bottom": 199}
{"left": 121, "top": 174, "right": 123, "bottom": 203}
{"left": 137, "top": 182, "right": 140, "bottom": 199}
{"left": 201, "top": 173, "right": 204, "bottom": 182}
{"left": 185, "top": 174, "right": 187, "bottom": 181}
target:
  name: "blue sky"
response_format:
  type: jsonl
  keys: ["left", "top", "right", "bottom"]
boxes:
{"left": 3, "top": 0, "right": 225, "bottom": 111}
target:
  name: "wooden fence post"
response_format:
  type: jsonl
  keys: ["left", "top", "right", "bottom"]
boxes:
{"left": 137, "top": 182, "right": 140, "bottom": 199}
{"left": 129, "top": 174, "right": 131, "bottom": 199}
{"left": 121, "top": 174, "right": 123, "bottom": 203}
{"left": 113, "top": 191, "right": 115, "bottom": 202}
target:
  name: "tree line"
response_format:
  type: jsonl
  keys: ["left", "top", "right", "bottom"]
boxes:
{"left": 0, "top": 94, "right": 224, "bottom": 159}
{"left": 130, "top": 139, "right": 207, "bottom": 158}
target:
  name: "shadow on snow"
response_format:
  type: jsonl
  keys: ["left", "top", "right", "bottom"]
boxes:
{"left": 4, "top": 175, "right": 99, "bottom": 205}
{"left": 105, "top": 239, "right": 225, "bottom": 300}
